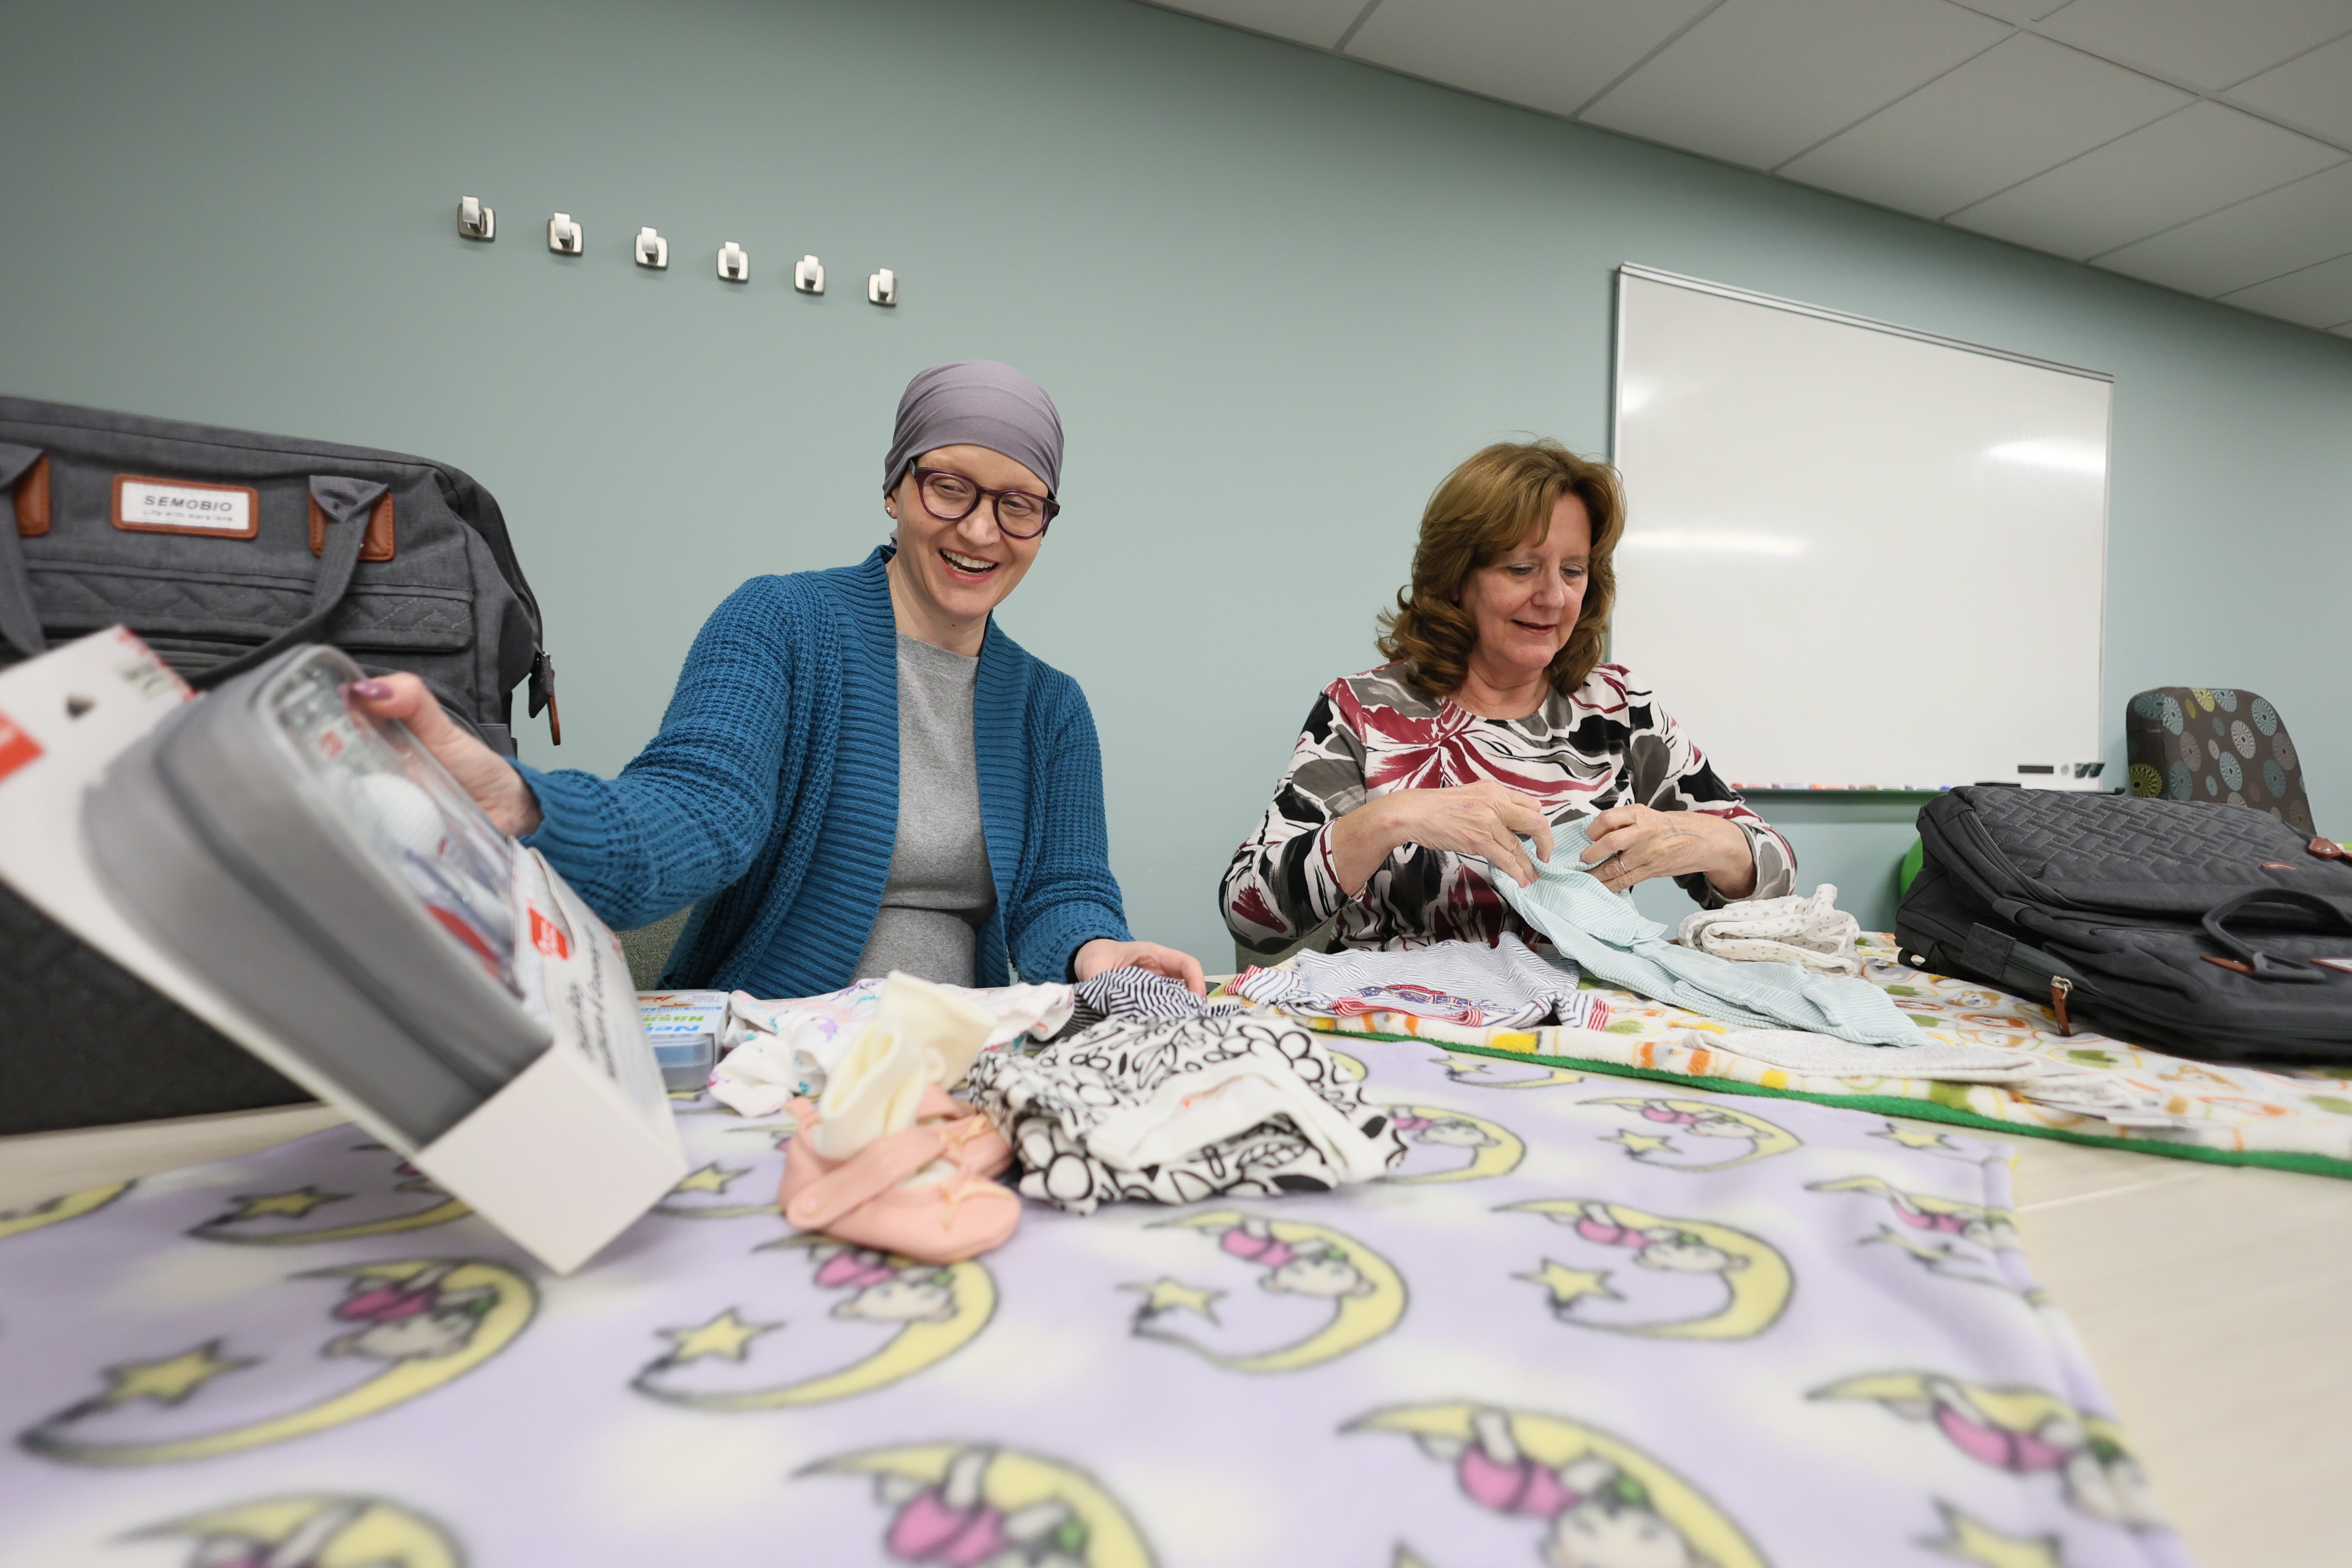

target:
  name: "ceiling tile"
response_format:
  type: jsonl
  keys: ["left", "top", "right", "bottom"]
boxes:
{"left": 1144, "top": 0, "right": 1373, "bottom": 49}
{"left": 1948, "top": 101, "right": 2347, "bottom": 258}
{"left": 1580, "top": 0, "right": 2009, "bottom": 172}
{"left": 1945, "top": 0, "right": 2069, "bottom": 20}
{"left": 2229, "top": 31, "right": 2352, "bottom": 144}
{"left": 2037, "top": 0, "right": 2352, "bottom": 92}
{"left": 2218, "top": 251, "right": 2352, "bottom": 327}
{"left": 2096, "top": 160, "right": 2352, "bottom": 293}
{"left": 1778, "top": 33, "right": 2189, "bottom": 216}
{"left": 1343, "top": 0, "right": 1720, "bottom": 120}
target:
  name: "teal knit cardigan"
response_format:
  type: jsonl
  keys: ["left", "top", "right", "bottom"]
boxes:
{"left": 515, "top": 546, "right": 1132, "bottom": 996}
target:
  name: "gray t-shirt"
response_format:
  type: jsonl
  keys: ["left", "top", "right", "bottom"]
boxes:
{"left": 853, "top": 633, "right": 998, "bottom": 986}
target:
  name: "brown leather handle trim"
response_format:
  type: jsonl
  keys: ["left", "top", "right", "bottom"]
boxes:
{"left": 309, "top": 492, "right": 395, "bottom": 561}
{"left": 11, "top": 457, "right": 48, "bottom": 537}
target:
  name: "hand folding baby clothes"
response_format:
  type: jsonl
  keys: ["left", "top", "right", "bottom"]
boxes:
{"left": 962, "top": 1015, "right": 1404, "bottom": 1215}
{"left": 1677, "top": 885, "right": 1864, "bottom": 977}
{"left": 776, "top": 973, "right": 1022, "bottom": 1263}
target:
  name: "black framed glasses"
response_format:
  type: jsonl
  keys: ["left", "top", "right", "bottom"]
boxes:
{"left": 911, "top": 465, "right": 1059, "bottom": 539}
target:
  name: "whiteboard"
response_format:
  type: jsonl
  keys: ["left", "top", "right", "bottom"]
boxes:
{"left": 1609, "top": 266, "right": 2111, "bottom": 791}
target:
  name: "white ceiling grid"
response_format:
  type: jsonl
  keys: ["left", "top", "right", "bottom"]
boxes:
{"left": 1146, "top": 0, "right": 2352, "bottom": 334}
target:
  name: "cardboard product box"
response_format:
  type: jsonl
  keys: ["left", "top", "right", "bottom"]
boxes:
{"left": 0, "top": 629, "right": 686, "bottom": 1273}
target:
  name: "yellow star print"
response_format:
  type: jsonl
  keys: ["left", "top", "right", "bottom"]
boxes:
{"left": 96, "top": 1341, "right": 257, "bottom": 1407}
{"left": 216, "top": 1187, "right": 348, "bottom": 1221}
{"left": 1920, "top": 1502, "right": 2064, "bottom": 1568}
{"left": 671, "top": 1163, "right": 743, "bottom": 1196}
{"left": 1122, "top": 1277, "right": 1224, "bottom": 1323}
{"left": 1517, "top": 1260, "right": 1621, "bottom": 1308}
{"left": 658, "top": 1309, "right": 778, "bottom": 1365}
{"left": 1607, "top": 1130, "right": 1674, "bottom": 1156}
{"left": 1874, "top": 1123, "right": 1957, "bottom": 1151}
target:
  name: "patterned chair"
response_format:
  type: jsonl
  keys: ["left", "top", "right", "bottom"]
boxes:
{"left": 2125, "top": 686, "right": 2314, "bottom": 834}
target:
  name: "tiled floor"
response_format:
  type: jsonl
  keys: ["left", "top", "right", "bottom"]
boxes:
{"left": 5, "top": 1103, "right": 2344, "bottom": 1565}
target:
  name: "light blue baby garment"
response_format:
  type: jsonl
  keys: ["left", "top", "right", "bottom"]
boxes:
{"left": 1486, "top": 820, "right": 1926, "bottom": 1047}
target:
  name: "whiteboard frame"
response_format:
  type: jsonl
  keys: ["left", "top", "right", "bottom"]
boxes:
{"left": 1607, "top": 264, "right": 2116, "bottom": 793}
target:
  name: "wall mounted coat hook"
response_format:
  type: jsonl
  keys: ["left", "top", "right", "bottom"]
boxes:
{"left": 548, "top": 213, "right": 584, "bottom": 255}
{"left": 717, "top": 241, "right": 750, "bottom": 283}
{"left": 795, "top": 255, "right": 825, "bottom": 295}
{"left": 457, "top": 196, "right": 495, "bottom": 241}
{"left": 868, "top": 268, "right": 897, "bottom": 306}
{"left": 635, "top": 227, "right": 668, "bottom": 269}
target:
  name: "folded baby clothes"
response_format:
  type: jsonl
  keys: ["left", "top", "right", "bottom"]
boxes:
{"left": 1678, "top": 884, "right": 1863, "bottom": 976}
{"left": 1696, "top": 1029, "right": 2051, "bottom": 1082}
{"left": 1485, "top": 820, "right": 1925, "bottom": 1048}
{"left": 1069, "top": 965, "right": 1246, "bottom": 1027}
{"left": 1234, "top": 934, "right": 1605, "bottom": 1029}
{"left": 962, "top": 1016, "right": 1405, "bottom": 1215}
{"left": 710, "top": 975, "right": 1075, "bottom": 1117}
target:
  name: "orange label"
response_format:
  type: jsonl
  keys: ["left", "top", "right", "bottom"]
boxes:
{"left": 0, "top": 710, "right": 42, "bottom": 783}
{"left": 529, "top": 906, "right": 570, "bottom": 960}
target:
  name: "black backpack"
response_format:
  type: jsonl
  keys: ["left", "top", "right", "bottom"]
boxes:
{"left": 1896, "top": 787, "right": 2352, "bottom": 1065}
{"left": 0, "top": 396, "right": 555, "bottom": 751}
{"left": 0, "top": 397, "right": 557, "bottom": 1132}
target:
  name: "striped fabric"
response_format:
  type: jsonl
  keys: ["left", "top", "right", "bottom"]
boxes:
{"left": 1071, "top": 965, "right": 1246, "bottom": 1025}
{"left": 517, "top": 547, "right": 1130, "bottom": 997}
{"left": 1235, "top": 933, "right": 1603, "bottom": 1030}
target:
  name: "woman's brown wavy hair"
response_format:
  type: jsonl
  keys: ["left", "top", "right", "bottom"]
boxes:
{"left": 1376, "top": 439, "right": 1626, "bottom": 698}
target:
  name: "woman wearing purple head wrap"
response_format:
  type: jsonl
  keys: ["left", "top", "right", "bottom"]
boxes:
{"left": 355, "top": 360, "right": 1204, "bottom": 999}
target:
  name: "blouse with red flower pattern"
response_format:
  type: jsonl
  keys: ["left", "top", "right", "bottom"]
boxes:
{"left": 1221, "top": 662, "right": 1795, "bottom": 955}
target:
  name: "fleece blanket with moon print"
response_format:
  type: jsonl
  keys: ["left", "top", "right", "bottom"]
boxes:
{"left": 0, "top": 1034, "right": 2185, "bottom": 1568}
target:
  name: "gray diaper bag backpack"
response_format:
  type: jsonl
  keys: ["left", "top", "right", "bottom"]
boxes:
{"left": 0, "top": 396, "right": 559, "bottom": 1132}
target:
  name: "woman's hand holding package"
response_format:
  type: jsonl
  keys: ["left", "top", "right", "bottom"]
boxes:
{"left": 1330, "top": 782, "right": 1557, "bottom": 894}
{"left": 347, "top": 674, "right": 543, "bottom": 838}
{"left": 1578, "top": 804, "right": 1755, "bottom": 898}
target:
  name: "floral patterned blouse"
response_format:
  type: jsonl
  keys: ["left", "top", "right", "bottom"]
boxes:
{"left": 1222, "top": 662, "right": 1796, "bottom": 955}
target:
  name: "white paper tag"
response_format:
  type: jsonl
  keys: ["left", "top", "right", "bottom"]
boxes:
{"left": 117, "top": 478, "right": 254, "bottom": 534}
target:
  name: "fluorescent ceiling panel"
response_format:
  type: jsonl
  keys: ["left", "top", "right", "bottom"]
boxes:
{"left": 2219, "top": 252, "right": 2352, "bottom": 327}
{"left": 1948, "top": 101, "right": 2347, "bottom": 258}
{"left": 1343, "top": 0, "right": 1719, "bottom": 120}
{"left": 2097, "top": 160, "right": 2352, "bottom": 293}
{"left": 2036, "top": 0, "right": 2352, "bottom": 92}
{"left": 1146, "top": 0, "right": 1370, "bottom": 49}
{"left": 1780, "top": 33, "right": 2189, "bottom": 217}
{"left": 2228, "top": 31, "right": 2352, "bottom": 143}
{"left": 1579, "top": 0, "right": 2009, "bottom": 172}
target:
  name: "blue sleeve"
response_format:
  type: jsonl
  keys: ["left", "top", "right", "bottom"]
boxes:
{"left": 514, "top": 579, "right": 799, "bottom": 931}
{"left": 1006, "top": 673, "right": 1132, "bottom": 982}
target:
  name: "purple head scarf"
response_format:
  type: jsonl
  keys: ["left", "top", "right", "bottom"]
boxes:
{"left": 882, "top": 360, "right": 1064, "bottom": 497}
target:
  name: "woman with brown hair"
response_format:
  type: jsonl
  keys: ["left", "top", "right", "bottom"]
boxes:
{"left": 1222, "top": 439, "right": 1793, "bottom": 955}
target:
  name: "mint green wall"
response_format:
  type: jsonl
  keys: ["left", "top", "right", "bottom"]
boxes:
{"left": 6, "top": 0, "right": 2349, "bottom": 962}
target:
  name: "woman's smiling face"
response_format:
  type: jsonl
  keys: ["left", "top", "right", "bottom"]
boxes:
{"left": 1459, "top": 492, "right": 1592, "bottom": 686}
{"left": 884, "top": 443, "right": 1049, "bottom": 625}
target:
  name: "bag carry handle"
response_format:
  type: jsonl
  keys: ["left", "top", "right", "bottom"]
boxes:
{"left": 189, "top": 475, "right": 388, "bottom": 690}
{"left": 0, "top": 444, "right": 47, "bottom": 659}
{"left": 2199, "top": 887, "right": 2352, "bottom": 984}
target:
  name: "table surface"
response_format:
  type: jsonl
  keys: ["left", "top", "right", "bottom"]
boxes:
{"left": 4, "top": 1089, "right": 2345, "bottom": 1568}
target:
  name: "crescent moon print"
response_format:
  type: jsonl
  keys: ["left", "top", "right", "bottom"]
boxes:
{"left": 134, "top": 1494, "right": 461, "bottom": 1568}
{"left": 1807, "top": 1175, "right": 2020, "bottom": 1250}
{"left": 1328, "top": 1051, "right": 1369, "bottom": 1083}
{"left": 0, "top": 1181, "right": 132, "bottom": 1241}
{"left": 805, "top": 1441, "right": 1156, "bottom": 1568}
{"left": 1585, "top": 1097, "right": 1800, "bottom": 1171}
{"left": 20, "top": 1258, "right": 534, "bottom": 1466}
{"left": 1503, "top": 1199, "right": 1793, "bottom": 1340}
{"left": 191, "top": 1152, "right": 472, "bottom": 1247}
{"left": 1376, "top": 1105, "right": 1525, "bottom": 1183}
{"left": 1348, "top": 1401, "right": 1769, "bottom": 1568}
{"left": 652, "top": 1160, "right": 782, "bottom": 1220}
{"left": 1437, "top": 1056, "right": 1588, "bottom": 1090}
{"left": 1812, "top": 1372, "right": 2162, "bottom": 1530}
{"left": 633, "top": 1238, "right": 994, "bottom": 1410}
{"left": 1129, "top": 1210, "right": 1406, "bottom": 1373}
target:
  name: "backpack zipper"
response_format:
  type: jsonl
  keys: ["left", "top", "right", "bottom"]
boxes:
{"left": 2049, "top": 975, "right": 2074, "bottom": 1037}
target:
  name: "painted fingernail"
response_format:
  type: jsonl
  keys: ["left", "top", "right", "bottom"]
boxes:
{"left": 348, "top": 680, "right": 392, "bottom": 700}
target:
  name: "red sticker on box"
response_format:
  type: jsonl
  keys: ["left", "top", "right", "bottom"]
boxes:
{"left": 529, "top": 906, "right": 570, "bottom": 960}
{"left": 0, "top": 710, "right": 42, "bottom": 783}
